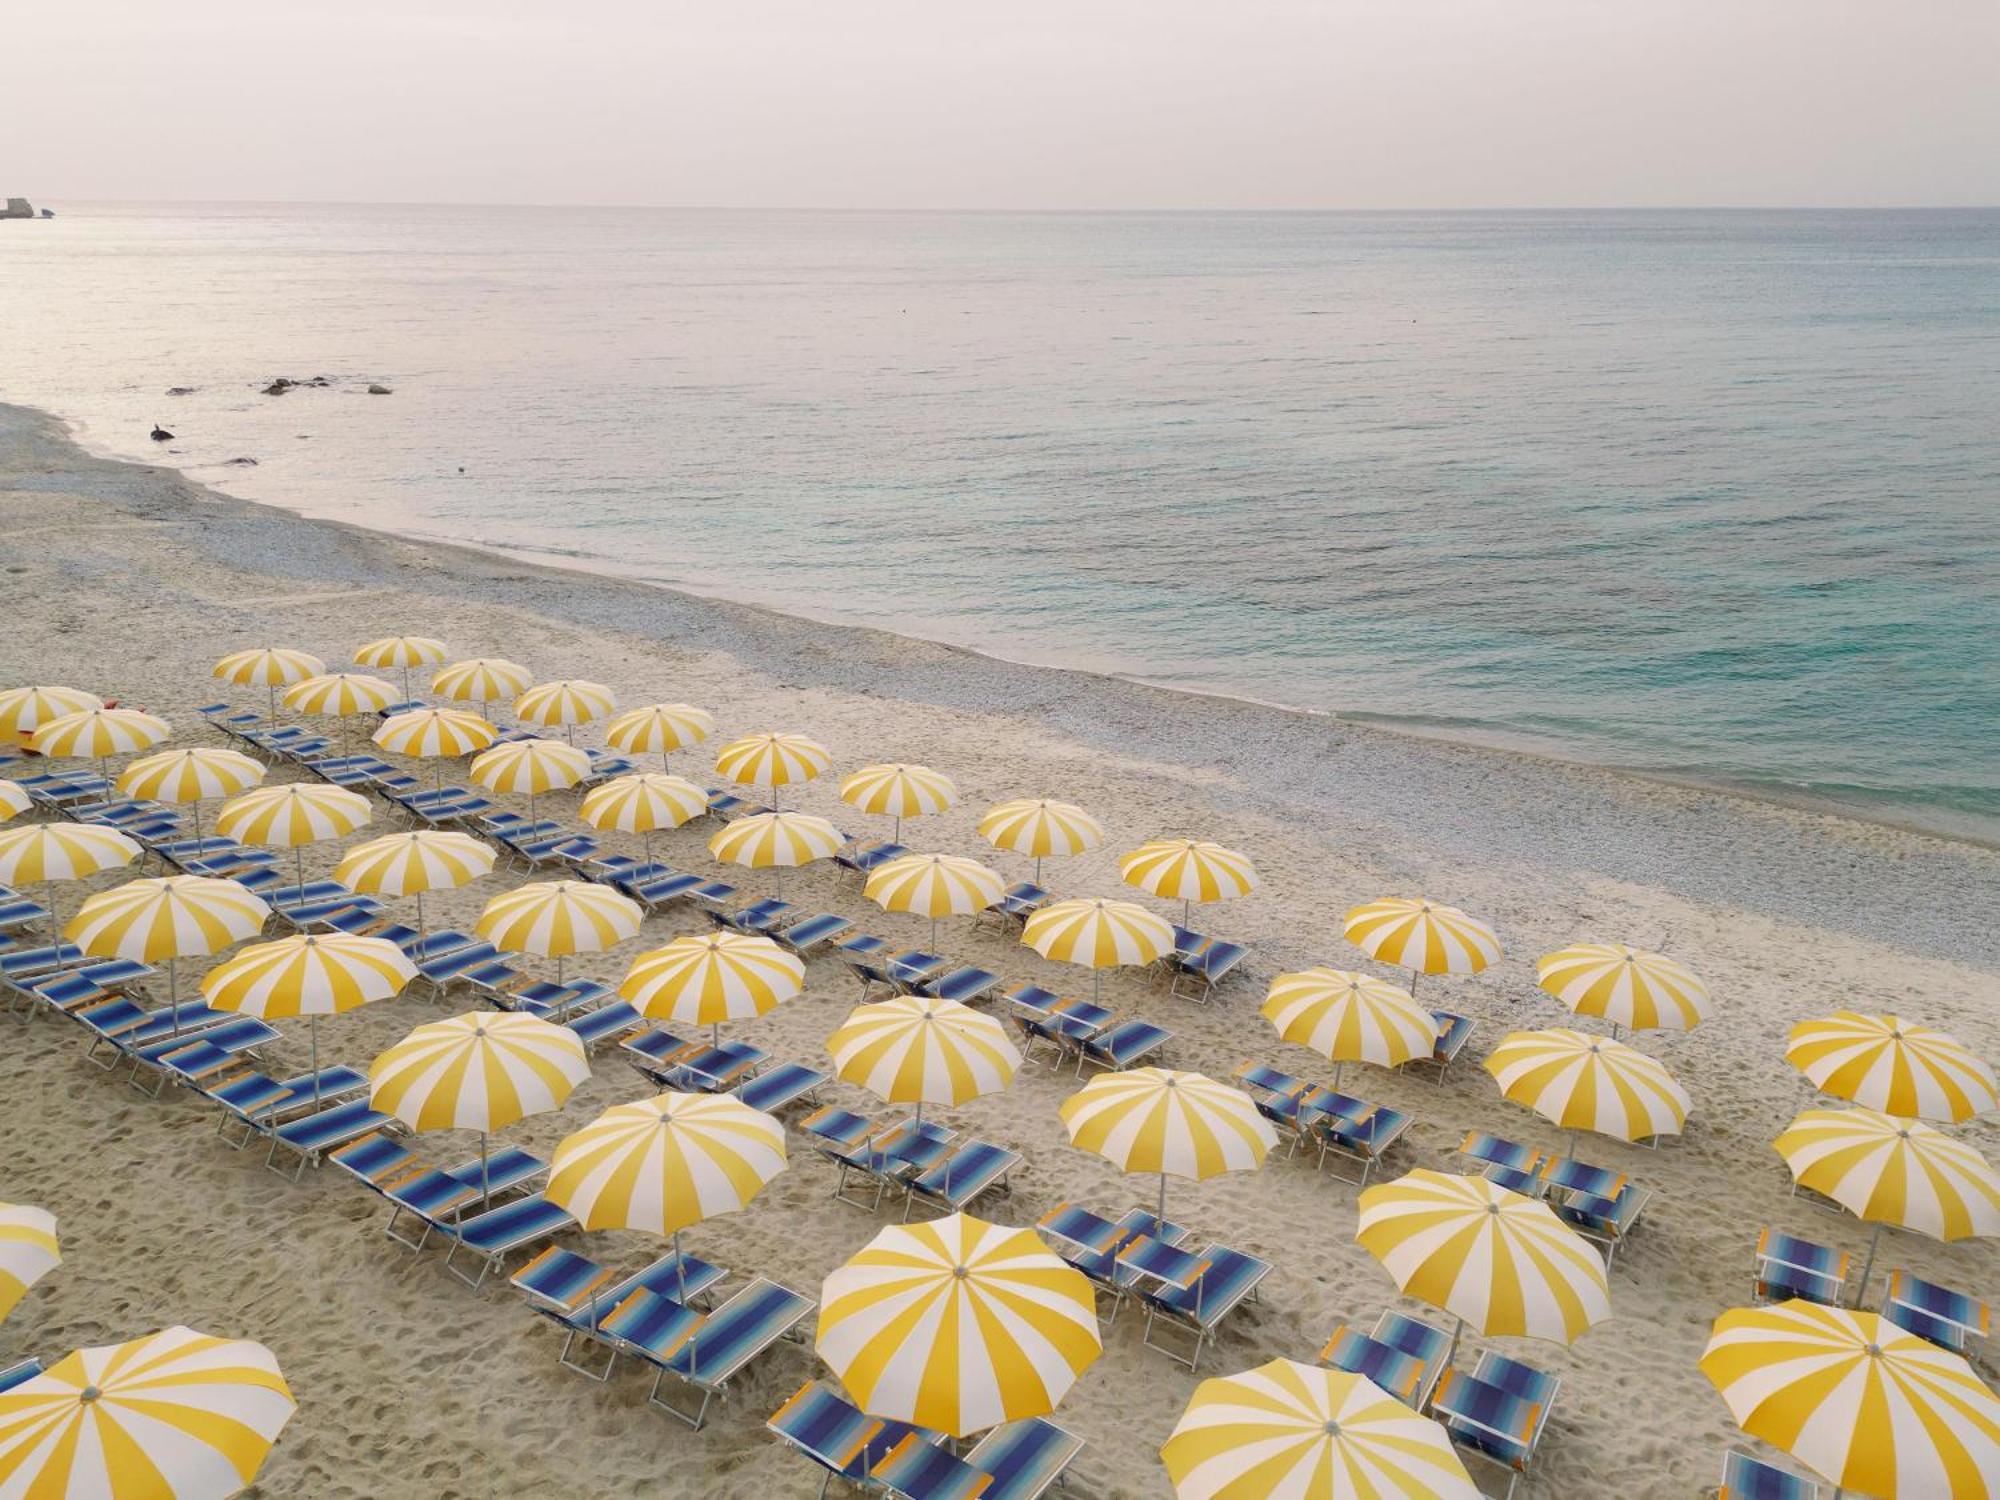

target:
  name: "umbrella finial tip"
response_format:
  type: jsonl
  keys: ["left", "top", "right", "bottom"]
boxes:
{"left": 80, "top": 1385, "right": 102, "bottom": 1402}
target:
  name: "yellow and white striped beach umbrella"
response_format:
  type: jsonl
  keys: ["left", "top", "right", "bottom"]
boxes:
{"left": 68, "top": 876, "right": 269, "bottom": 965}
{"left": 1022, "top": 897, "right": 1175, "bottom": 1003}
{"left": 1484, "top": 1027, "right": 1691, "bottom": 1149}
{"left": 1263, "top": 968, "right": 1440, "bottom": 1087}
{"left": 214, "top": 646, "right": 326, "bottom": 725}
{"left": 0, "top": 823, "right": 140, "bottom": 887}
{"left": 580, "top": 773, "right": 708, "bottom": 859}
{"left": 203, "top": 933, "right": 417, "bottom": 1107}
{"left": 865, "top": 852, "right": 1005, "bottom": 949}
{"left": 1535, "top": 942, "right": 1710, "bottom": 1034}
{"left": 708, "top": 811, "right": 843, "bottom": 894}
{"left": 548, "top": 1091, "right": 787, "bottom": 1239}
{"left": 1701, "top": 1301, "right": 2000, "bottom": 1498}
{"left": 839, "top": 763, "right": 958, "bottom": 839}
{"left": 431, "top": 657, "right": 534, "bottom": 710}
{"left": 369, "top": 1013, "right": 589, "bottom": 1165}
{"left": 604, "top": 702, "right": 715, "bottom": 769}
{"left": 116, "top": 747, "right": 265, "bottom": 807}
{"left": 1162, "top": 1360, "right": 1481, "bottom": 1500}
{"left": 0, "top": 1203, "right": 59, "bottom": 1325}
{"left": 1059, "top": 1068, "right": 1277, "bottom": 1221}
{"left": 217, "top": 782, "right": 373, "bottom": 888}
{"left": 1342, "top": 897, "right": 1501, "bottom": 996}
{"left": 352, "top": 634, "right": 446, "bottom": 698}
{"left": 514, "top": 679, "right": 616, "bottom": 735}
{"left": 1786, "top": 1012, "right": 1998, "bottom": 1124}
{"left": 1774, "top": 1107, "right": 2000, "bottom": 1298}
{"left": 817, "top": 1213, "right": 1102, "bottom": 1440}
{"left": 475, "top": 879, "right": 642, "bottom": 979}
{"left": 372, "top": 706, "right": 498, "bottom": 764}
{"left": 0, "top": 1325, "right": 295, "bottom": 1497}
{"left": 470, "top": 738, "right": 590, "bottom": 817}
{"left": 334, "top": 829, "right": 496, "bottom": 935}
{"left": 0, "top": 685, "right": 102, "bottom": 746}
{"left": 977, "top": 798, "right": 1104, "bottom": 882}
{"left": 0, "top": 782, "right": 26, "bottom": 823}
{"left": 1355, "top": 1169, "right": 1611, "bottom": 1347}
{"left": 712, "top": 732, "right": 831, "bottom": 805}
{"left": 620, "top": 932, "right": 804, "bottom": 1039}
{"left": 1119, "top": 838, "right": 1259, "bottom": 927}
{"left": 283, "top": 671, "right": 398, "bottom": 725}
{"left": 30, "top": 709, "right": 172, "bottom": 778}
{"left": 828, "top": 995, "right": 1021, "bottom": 1118}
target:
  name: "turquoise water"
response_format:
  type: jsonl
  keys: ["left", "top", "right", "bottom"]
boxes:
{"left": 3, "top": 204, "right": 1997, "bottom": 837}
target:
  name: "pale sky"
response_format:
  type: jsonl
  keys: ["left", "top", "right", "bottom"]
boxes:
{"left": 9, "top": 0, "right": 1998, "bottom": 208}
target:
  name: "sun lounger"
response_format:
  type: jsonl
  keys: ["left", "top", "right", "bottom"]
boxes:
{"left": 704, "top": 789, "right": 771, "bottom": 821}
{"left": 1882, "top": 1268, "right": 1990, "bottom": 1355}
{"left": 266, "top": 1097, "right": 400, "bottom": 1180}
{"left": 650, "top": 1039, "right": 766, "bottom": 1092}
{"left": 1370, "top": 1311, "right": 1456, "bottom": 1404}
{"left": 413, "top": 938, "right": 504, "bottom": 992}
{"left": 710, "top": 897, "right": 796, "bottom": 935}
{"left": 955, "top": 1418, "right": 1085, "bottom": 1500}
{"left": 733, "top": 1062, "right": 829, "bottom": 1115}
{"left": 768, "top": 1379, "right": 938, "bottom": 1495}
{"left": 914, "top": 965, "right": 1004, "bottom": 1007}
{"left": 80, "top": 1001, "right": 225, "bottom": 1064}
{"left": 1311, "top": 1103, "right": 1414, "bottom": 1186}
{"left": 1552, "top": 1180, "right": 1651, "bottom": 1266}
{"left": 128, "top": 1015, "right": 280, "bottom": 1095}
{"left": 979, "top": 881, "right": 1050, "bottom": 930}
{"left": 0, "top": 942, "right": 86, "bottom": 983}
{"left": 1435, "top": 1352, "right": 1559, "bottom": 1500}
{"left": 627, "top": 872, "right": 706, "bottom": 910}
{"left": 903, "top": 1140, "right": 1021, "bottom": 1220}
{"left": 0, "top": 1357, "right": 43, "bottom": 1395}
{"left": 513, "top": 1245, "right": 729, "bottom": 1377}
{"left": 552, "top": 1000, "right": 637, "bottom": 1050}
{"left": 378, "top": 1147, "right": 546, "bottom": 1249}
{"left": 1075, "top": 1018, "right": 1171, "bottom": 1075}
{"left": 771, "top": 912, "right": 855, "bottom": 956}
{"left": 1719, "top": 1447, "right": 1824, "bottom": 1499}
{"left": 10, "top": 958, "right": 152, "bottom": 1019}
{"left": 835, "top": 1119, "right": 959, "bottom": 1212}
{"left": 834, "top": 838, "right": 907, "bottom": 876}
{"left": 1137, "top": 1242, "right": 1274, "bottom": 1371}
{"left": 1417, "top": 1010, "right": 1476, "bottom": 1084}
{"left": 583, "top": 749, "right": 637, "bottom": 782}
{"left": 1753, "top": 1228, "right": 1848, "bottom": 1306}
{"left": 1165, "top": 926, "right": 1249, "bottom": 1003}
{"left": 0, "top": 897, "right": 51, "bottom": 934}
{"left": 203, "top": 1065, "right": 369, "bottom": 1148}
{"left": 440, "top": 1194, "right": 577, "bottom": 1287}
{"left": 410, "top": 791, "right": 498, "bottom": 827}
{"left": 320, "top": 907, "right": 424, "bottom": 951}
{"left": 331, "top": 1130, "right": 424, "bottom": 1188}
{"left": 615, "top": 1275, "right": 815, "bottom": 1427}
{"left": 1317, "top": 1323, "right": 1428, "bottom": 1405}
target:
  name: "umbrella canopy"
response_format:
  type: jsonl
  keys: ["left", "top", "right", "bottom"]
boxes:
{"left": 839, "top": 763, "right": 958, "bottom": 839}
{"left": 977, "top": 798, "right": 1104, "bottom": 862}
{"left": 865, "top": 852, "right": 1005, "bottom": 949}
{"left": 0, "top": 1203, "right": 59, "bottom": 1325}
{"left": 1535, "top": 942, "right": 1710, "bottom": 1034}
{"left": 216, "top": 783, "right": 373, "bottom": 888}
{"left": 353, "top": 635, "right": 447, "bottom": 671}
{"left": 828, "top": 995, "right": 1021, "bottom": 1117}
{"left": 712, "top": 732, "right": 830, "bottom": 805}
{"left": 370, "top": 1011, "right": 589, "bottom": 1134}
{"left": 0, "top": 1326, "right": 295, "bottom": 1498}
{"left": 0, "top": 782, "right": 26, "bottom": 822}
{"left": 67, "top": 875, "right": 269, "bottom": 964}
{"left": 431, "top": 657, "right": 534, "bottom": 707}
{"left": 469, "top": 738, "right": 590, "bottom": 811}
{"left": 1022, "top": 897, "right": 1175, "bottom": 1002}
{"left": 1701, "top": 1301, "right": 2000, "bottom": 1498}
{"left": 115, "top": 746, "right": 264, "bottom": 805}
{"left": 0, "top": 685, "right": 102, "bottom": 745}
{"left": 514, "top": 679, "right": 616, "bottom": 732}
{"left": 1058, "top": 1067, "right": 1276, "bottom": 1221}
{"left": 620, "top": 932, "right": 804, "bottom": 1036}
{"left": 707, "top": 812, "right": 842, "bottom": 893}
{"left": 212, "top": 647, "right": 324, "bottom": 688}
{"left": 547, "top": 1091, "right": 787, "bottom": 1237}
{"left": 1118, "top": 838, "right": 1258, "bottom": 925}
{"left": 372, "top": 707, "right": 498, "bottom": 761}
{"left": 1483, "top": 1027, "right": 1691, "bottom": 1148}
{"left": 1786, "top": 1012, "right": 1998, "bottom": 1124}
{"left": 283, "top": 671, "right": 397, "bottom": 718}
{"left": 1262, "top": 967, "right": 1440, "bottom": 1086}
{"left": 818, "top": 1213, "right": 1101, "bottom": 1440}
{"left": 580, "top": 773, "right": 708, "bottom": 857}
{"left": 335, "top": 830, "right": 497, "bottom": 897}
{"left": 1342, "top": 898, "right": 1500, "bottom": 995}
{"left": 1355, "top": 1170, "right": 1611, "bottom": 1349}
{"left": 30, "top": 708, "right": 171, "bottom": 774}
{"left": 1161, "top": 1360, "right": 1481, "bottom": 1500}
{"left": 475, "top": 879, "right": 642, "bottom": 979}
{"left": 0, "top": 822, "right": 140, "bottom": 885}
{"left": 605, "top": 702, "right": 715, "bottom": 767}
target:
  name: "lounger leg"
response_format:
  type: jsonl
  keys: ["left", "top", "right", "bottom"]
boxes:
{"left": 558, "top": 1331, "right": 619, "bottom": 1382}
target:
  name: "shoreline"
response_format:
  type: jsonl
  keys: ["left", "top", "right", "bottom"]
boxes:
{"left": 43, "top": 399, "right": 2000, "bottom": 859}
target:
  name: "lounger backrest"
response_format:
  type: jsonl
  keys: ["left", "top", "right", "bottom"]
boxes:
{"left": 1435, "top": 1371, "right": 1537, "bottom": 1467}
{"left": 1374, "top": 1312, "right": 1451, "bottom": 1364}
{"left": 1474, "top": 1353, "right": 1559, "bottom": 1412}
{"left": 767, "top": 1381, "right": 881, "bottom": 1476}
{"left": 670, "top": 1278, "right": 811, "bottom": 1380}
{"left": 1721, "top": 1447, "right": 1821, "bottom": 1500}
{"left": 967, "top": 1418, "right": 1081, "bottom": 1500}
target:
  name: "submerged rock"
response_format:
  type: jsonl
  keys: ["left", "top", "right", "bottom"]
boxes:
{"left": 165, "top": 386, "right": 196, "bottom": 396}
{"left": 367, "top": 383, "right": 392, "bottom": 395}
{"left": 222, "top": 457, "right": 258, "bottom": 466}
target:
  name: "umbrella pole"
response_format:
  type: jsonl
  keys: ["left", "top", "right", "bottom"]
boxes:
{"left": 1093, "top": 970, "right": 1103, "bottom": 1006}
{"left": 1567, "top": 1128, "right": 1580, "bottom": 1163}
{"left": 1332, "top": 1061, "right": 1343, "bottom": 1091}
{"left": 310, "top": 1014, "right": 322, "bottom": 1109}
{"left": 1034, "top": 856, "right": 1043, "bottom": 885}
{"left": 1448, "top": 1315, "right": 1464, "bottom": 1363}
{"left": 674, "top": 1228, "right": 687, "bottom": 1303}
{"left": 167, "top": 959, "right": 179, "bottom": 1035}
{"left": 643, "top": 829, "right": 653, "bottom": 864}
{"left": 1156, "top": 1172, "right": 1168, "bottom": 1229}
{"left": 1854, "top": 1223, "right": 1885, "bottom": 1309}
{"left": 1181, "top": 897, "right": 1191, "bottom": 930}
{"left": 1408, "top": 972, "right": 1420, "bottom": 1002}
{"left": 660, "top": 750, "right": 670, "bottom": 773}
{"left": 416, "top": 888, "right": 426, "bottom": 941}
{"left": 481, "top": 1131, "right": 491, "bottom": 1202}
{"left": 894, "top": 814, "right": 903, "bottom": 842}
{"left": 267, "top": 684, "right": 278, "bottom": 725}
{"left": 295, "top": 846, "right": 306, "bottom": 892}
{"left": 191, "top": 799, "right": 202, "bottom": 844}
{"left": 930, "top": 917, "right": 939, "bottom": 952}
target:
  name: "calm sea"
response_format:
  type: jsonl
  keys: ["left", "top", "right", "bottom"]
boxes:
{"left": 4, "top": 203, "right": 1997, "bottom": 839}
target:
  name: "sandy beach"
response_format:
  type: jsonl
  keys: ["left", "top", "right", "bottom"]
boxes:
{"left": 3, "top": 397, "right": 1996, "bottom": 1498}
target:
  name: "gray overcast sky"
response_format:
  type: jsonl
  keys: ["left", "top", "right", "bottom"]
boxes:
{"left": 10, "top": 0, "right": 1998, "bottom": 208}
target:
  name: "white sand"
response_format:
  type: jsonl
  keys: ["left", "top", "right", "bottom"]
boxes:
{"left": 2, "top": 400, "right": 1995, "bottom": 1498}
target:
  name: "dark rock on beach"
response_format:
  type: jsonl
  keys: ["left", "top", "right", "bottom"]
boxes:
{"left": 367, "top": 383, "right": 392, "bottom": 395}
{"left": 261, "top": 375, "right": 334, "bottom": 395}
{"left": 221, "top": 457, "right": 258, "bottom": 466}
{"left": 165, "top": 386, "right": 196, "bottom": 396}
